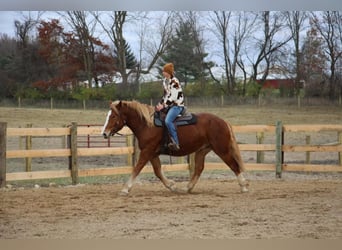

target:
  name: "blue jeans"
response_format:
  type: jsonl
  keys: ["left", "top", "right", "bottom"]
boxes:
{"left": 165, "top": 106, "right": 184, "bottom": 145}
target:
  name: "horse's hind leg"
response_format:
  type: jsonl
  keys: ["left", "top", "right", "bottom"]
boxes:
{"left": 150, "top": 157, "right": 177, "bottom": 192}
{"left": 214, "top": 148, "right": 249, "bottom": 193}
{"left": 187, "top": 146, "right": 211, "bottom": 193}
{"left": 211, "top": 135, "right": 249, "bottom": 193}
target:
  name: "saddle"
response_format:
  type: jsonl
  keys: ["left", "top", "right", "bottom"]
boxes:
{"left": 153, "top": 107, "right": 197, "bottom": 127}
{"left": 154, "top": 107, "right": 197, "bottom": 154}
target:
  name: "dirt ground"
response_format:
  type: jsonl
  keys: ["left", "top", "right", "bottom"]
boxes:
{"left": 1, "top": 106, "right": 342, "bottom": 239}
{"left": 1, "top": 173, "right": 342, "bottom": 239}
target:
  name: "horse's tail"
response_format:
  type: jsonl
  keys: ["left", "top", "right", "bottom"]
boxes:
{"left": 226, "top": 122, "right": 246, "bottom": 173}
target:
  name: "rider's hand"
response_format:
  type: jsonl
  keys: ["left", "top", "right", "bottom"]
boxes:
{"left": 155, "top": 103, "right": 164, "bottom": 111}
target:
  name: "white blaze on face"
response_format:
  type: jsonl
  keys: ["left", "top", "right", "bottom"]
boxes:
{"left": 101, "top": 110, "right": 112, "bottom": 135}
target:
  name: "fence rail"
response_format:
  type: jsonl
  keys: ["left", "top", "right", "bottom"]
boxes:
{"left": 1, "top": 96, "right": 342, "bottom": 110}
{"left": 0, "top": 122, "right": 342, "bottom": 187}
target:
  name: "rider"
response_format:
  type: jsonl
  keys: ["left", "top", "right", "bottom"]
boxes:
{"left": 155, "top": 62, "right": 184, "bottom": 151}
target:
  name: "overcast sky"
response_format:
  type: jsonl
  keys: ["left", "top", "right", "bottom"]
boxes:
{"left": 0, "top": 0, "right": 338, "bottom": 11}
{"left": 1, "top": 0, "right": 340, "bottom": 69}
{"left": 1, "top": 0, "right": 340, "bottom": 36}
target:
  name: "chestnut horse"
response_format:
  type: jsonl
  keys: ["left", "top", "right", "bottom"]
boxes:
{"left": 102, "top": 100, "right": 249, "bottom": 195}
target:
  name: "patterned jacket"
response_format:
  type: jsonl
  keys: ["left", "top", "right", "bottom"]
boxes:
{"left": 160, "top": 77, "right": 184, "bottom": 107}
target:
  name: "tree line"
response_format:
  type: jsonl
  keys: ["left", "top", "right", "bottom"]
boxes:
{"left": 0, "top": 11, "right": 341, "bottom": 101}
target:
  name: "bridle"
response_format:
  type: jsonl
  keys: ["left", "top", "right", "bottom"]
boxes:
{"left": 106, "top": 108, "right": 126, "bottom": 137}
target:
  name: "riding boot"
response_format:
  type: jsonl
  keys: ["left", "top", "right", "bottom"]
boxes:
{"left": 168, "top": 137, "right": 180, "bottom": 151}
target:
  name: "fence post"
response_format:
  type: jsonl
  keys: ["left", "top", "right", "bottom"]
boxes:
{"left": 275, "top": 121, "right": 283, "bottom": 178}
{"left": 339, "top": 132, "right": 342, "bottom": 166}
{"left": 68, "top": 122, "right": 78, "bottom": 185}
{"left": 305, "top": 135, "right": 311, "bottom": 164}
{"left": 256, "top": 132, "right": 264, "bottom": 163}
{"left": 25, "top": 123, "right": 32, "bottom": 172}
{"left": 0, "top": 122, "right": 7, "bottom": 188}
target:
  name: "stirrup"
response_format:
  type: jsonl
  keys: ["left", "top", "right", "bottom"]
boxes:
{"left": 168, "top": 142, "right": 180, "bottom": 151}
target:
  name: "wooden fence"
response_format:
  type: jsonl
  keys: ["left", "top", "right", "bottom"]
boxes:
{"left": 0, "top": 121, "right": 342, "bottom": 187}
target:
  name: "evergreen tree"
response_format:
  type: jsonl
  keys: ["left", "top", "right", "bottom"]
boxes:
{"left": 113, "top": 39, "right": 137, "bottom": 70}
{"left": 161, "top": 19, "right": 208, "bottom": 84}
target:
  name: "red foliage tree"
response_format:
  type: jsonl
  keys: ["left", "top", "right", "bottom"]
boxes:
{"left": 33, "top": 19, "right": 115, "bottom": 93}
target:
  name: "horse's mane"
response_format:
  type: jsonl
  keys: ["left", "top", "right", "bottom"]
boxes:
{"left": 115, "top": 100, "right": 154, "bottom": 127}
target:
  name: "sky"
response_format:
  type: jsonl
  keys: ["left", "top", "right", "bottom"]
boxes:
{"left": 0, "top": 1, "right": 340, "bottom": 73}
{"left": 0, "top": 0, "right": 338, "bottom": 11}
{"left": 0, "top": 0, "right": 340, "bottom": 37}
{"left": 0, "top": 11, "right": 53, "bottom": 37}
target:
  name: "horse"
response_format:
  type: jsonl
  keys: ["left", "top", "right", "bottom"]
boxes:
{"left": 101, "top": 100, "right": 249, "bottom": 195}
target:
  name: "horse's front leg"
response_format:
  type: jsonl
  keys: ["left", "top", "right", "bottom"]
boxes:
{"left": 120, "top": 153, "right": 149, "bottom": 195}
{"left": 150, "top": 157, "right": 177, "bottom": 192}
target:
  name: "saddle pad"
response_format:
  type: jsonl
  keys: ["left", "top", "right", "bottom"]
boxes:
{"left": 154, "top": 112, "right": 197, "bottom": 127}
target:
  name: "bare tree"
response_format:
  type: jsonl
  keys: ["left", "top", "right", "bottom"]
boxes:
{"left": 248, "top": 11, "right": 291, "bottom": 85}
{"left": 94, "top": 11, "right": 175, "bottom": 89}
{"left": 335, "top": 11, "right": 342, "bottom": 96}
{"left": 209, "top": 11, "right": 231, "bottom": 93}
{"left": 233, "top": 12, "right": 258, "bottom": 95}
{"left": 62, "top": 11, "right": 99, "bottom": 87}
{"left": 311, "top": 11, "right": 342, "bottom": 98}
{"left": 93, "top": 11, "right": 130, "bottom": 85}
{"left": 14, "top": 11, "right": 43, "bottom": 48}
{"left": 13, "top": 11, "right": 44, "bottom": 86}
{"left": 284, "top": 11, "right": 308, "bottom": 95}
{"left": 136, "top": 11, "right": 174, "bottom": 74}
{"left": 209, "top": 11, "right": 257, "bottom": 95}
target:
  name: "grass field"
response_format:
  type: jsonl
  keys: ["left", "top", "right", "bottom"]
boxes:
{"left": 1, "top": 104, "right": 342, "bottom": 177}
{"left": 1, "top": 104, "right": 342, "bottom": 127}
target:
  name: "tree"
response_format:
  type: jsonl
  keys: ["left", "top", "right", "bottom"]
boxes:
{"left": 284, "top": 11, "right": 308, "bottom": 96}
{"left": 11, "top": 12, "right": 45, "bottom": 91}
{"left": 299, "top": 18, "right": 328, "bottom": 97}
{"left": 0, "top": 34, "right": 17, "bottom": 98}
{"left": 113, "top": 38, "right": 137, "bottom": 69}
{"left": 249, "top": 11, "right": 291, "bottom": 86}
{"left": 311, "top": 11, "right": 342, "bottom": 98}
{"left": 62, "top": 11, "right": 115, "bottom": 88}
{"left": 36, "top": 19, "right": 78, "bottom": 93}
{"left": 135, "top": 11, "right": 174, "bottom": 89}
{"left": 14, "top": 11, "right": 42, "bottom": 49}
{"left": 209, "top": 11, "right": 257, "bottom": 95}
{"left": 161, "top": 12, "right": 209, "bottom": 87}
{"left": 63, "top": 11, "right": 97, "bottom": 88}
{"left": 94, "top": 11, "right": 132, "bottom": 86}
{"left": 36, "top": 18, "right": 114, "bottom": 94}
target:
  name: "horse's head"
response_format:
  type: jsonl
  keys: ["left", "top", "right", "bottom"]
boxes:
{"left": 101, "top": 101, "right": 126, "bottom": 139}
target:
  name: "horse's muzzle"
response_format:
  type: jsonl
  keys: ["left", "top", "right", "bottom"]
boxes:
{"left": 103, "top": 131, "right": 113, "bottom": 139}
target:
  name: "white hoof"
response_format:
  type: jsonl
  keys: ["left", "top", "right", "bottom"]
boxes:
{"left": 237, "top": 173, "right": 249, "bottom": 193}
{"left": 119, "top": 189, "right": 129, "bottom": 196}
{"left": 167, "top": 180, "right": 176, "bottom": 191}
{"left": 241, "top": 186, "right": 249, "bottom": 193}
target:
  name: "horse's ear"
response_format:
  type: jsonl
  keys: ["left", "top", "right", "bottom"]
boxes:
{"left": 117, "top": 100, "right": 122, "bottom": 109}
